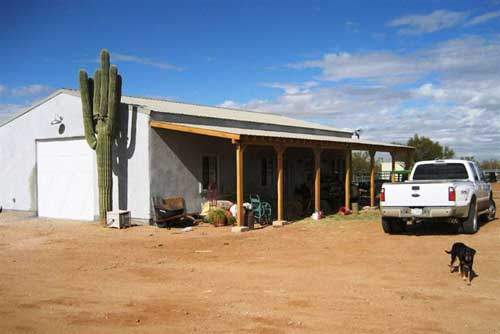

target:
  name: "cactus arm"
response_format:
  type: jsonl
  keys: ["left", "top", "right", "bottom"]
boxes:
{"left": 79, "top": 70, "right": 97, "bottom": 150}
{"left": 107, "top": 65, "right": 118, "bottom": 133}
{"left": 99, "top": 50, "right": 110, "bottom": 118}
{"left": 93, "top": 69, "right": 101, "bottom": 122}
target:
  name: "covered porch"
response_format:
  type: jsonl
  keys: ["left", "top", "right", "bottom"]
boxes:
{"left": 150, "top": 120, "right": 414, "bottom": 230}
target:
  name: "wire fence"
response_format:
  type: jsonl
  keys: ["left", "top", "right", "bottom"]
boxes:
{"left": 352, "top": 171, "right": 410, "bottom": 183}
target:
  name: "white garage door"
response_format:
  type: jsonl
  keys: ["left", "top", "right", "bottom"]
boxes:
{"left": 37, "top": 139, "right": 95, "bottom": 220}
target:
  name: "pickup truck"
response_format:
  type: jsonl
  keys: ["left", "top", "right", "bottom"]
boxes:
{"left": 380, "top": 159, "right": 496, "bottom": 234}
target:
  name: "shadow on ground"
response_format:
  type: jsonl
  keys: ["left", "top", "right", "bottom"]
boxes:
{"left": 398, "top": 217, "right": 497, "bottom": 236}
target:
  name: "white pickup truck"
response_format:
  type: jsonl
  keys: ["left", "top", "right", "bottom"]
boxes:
{"left": 380, "top": 159, "right": 496, "bottom": 234}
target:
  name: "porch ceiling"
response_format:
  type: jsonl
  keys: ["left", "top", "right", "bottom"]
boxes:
{"left": 150, "top": 120, "right": 414, "bottom": 153}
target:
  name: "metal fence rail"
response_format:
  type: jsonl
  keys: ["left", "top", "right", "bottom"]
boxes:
{"left": 352, "top": 171, "right": 410, "bottom": 183}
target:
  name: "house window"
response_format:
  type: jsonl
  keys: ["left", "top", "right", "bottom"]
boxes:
{"left": 260, "top": 157, "right": 273, "bottom": 187}
{"left": 202, "top": 156, "right": 218, "bottom": 190}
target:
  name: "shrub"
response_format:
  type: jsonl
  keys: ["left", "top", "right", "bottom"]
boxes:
{"left": 206, "top": 209, "right": 227, "bottom": 227}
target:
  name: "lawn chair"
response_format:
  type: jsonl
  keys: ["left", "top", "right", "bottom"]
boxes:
{"left": 249, "top": 194, "right": 272, "bottom": 225}
{"left": 153, "top": 197, "right": 198, "bottom": 229}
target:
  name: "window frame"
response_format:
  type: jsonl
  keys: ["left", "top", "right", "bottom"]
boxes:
{"left": 201, "top": 154, "right": 220, "bottom": 192}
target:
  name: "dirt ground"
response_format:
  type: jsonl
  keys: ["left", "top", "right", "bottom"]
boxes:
{"left": 1, "top": 184, "right": 499, "bottom": 334}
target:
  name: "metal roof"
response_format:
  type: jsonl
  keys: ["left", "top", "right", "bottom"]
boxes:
{"left": 0, "top": 89, "right": 412, "bottom": 151}
{"left": 151, "top": 120, "right": 413, "bottom": 151}
{"left": 0, "top": 89, "right": 352, "bottom": 135}
{"left": 120, "top": 94, "right": 352, "bottom": 135}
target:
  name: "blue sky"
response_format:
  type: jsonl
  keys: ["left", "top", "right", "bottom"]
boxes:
{"left": 1, "top": 0, "right": 500, "bottom": 159}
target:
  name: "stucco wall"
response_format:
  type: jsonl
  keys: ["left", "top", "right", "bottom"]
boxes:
{"left": 150, "top": 128, "right": 236, "bottom": 213}
{"left": 0, "top": 92, "right": 151, "bottom": 220}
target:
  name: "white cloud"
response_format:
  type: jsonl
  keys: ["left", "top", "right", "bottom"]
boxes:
{"left": 113, "top": 53, "right": 184, "bottom": 71}
{"left": 0, "top": 84, "right": 52, "bottom": 97}
{"left": 289, "top": 51, "right": 419, "bottom": 83}
{"left": 466, "top": 10, "right": 500, "bottom": 26}
{"left": 226, "top": 36, "right": 500, "bottom": 159}
{"left": 261, "top": 81, "right": 319, "bottom": 94}
{"left": 387, "top": 10, "right": 467, "bottom": 35}
{"left": 10, "top": 84, "right": 52, "bottom": 96}
{"left": 387, "top": 9, "right": 500, "bottom": 35}
{"left": 289, "top": 36, "right": 500, "bottom": 86}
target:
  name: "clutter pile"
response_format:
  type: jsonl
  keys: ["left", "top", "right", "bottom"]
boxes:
{"left": 311, "top": 210, "right": 324, "bottom": 220}
{"left": 338, "top": 206, "right": 352, "bottom": 215}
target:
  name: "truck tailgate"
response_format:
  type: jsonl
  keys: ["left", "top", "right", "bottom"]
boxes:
{"left": 383, "top": 182, "right": 454, "bottom": 207}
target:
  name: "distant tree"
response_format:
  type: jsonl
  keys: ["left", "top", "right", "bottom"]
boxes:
{"left": 351, "top": 151, "right": 381, "bottom": 172}
{"left": 407, "top": 134, "right": 455, "bottom": 162}
{"left": 352, "top": 151, "right": 371, "bottom": 171}
{"left": 480, "top": 159, "right": 500, "bottom": 170}
{"left": 460, "top": 156, "right": 478, "bottom": 162}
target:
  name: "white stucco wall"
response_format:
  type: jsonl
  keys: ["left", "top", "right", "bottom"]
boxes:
{"left": 0, "top": 91, "right": 151, "bottom": 220}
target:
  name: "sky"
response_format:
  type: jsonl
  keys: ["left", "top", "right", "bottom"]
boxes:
{"left": 1, "top": 0, "right": 499, "bottom": 160}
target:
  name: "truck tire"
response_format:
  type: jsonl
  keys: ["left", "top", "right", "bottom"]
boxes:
{"left": 381, "top": 217, "right": 392, "bottom": 233}
{"left": 486, "top": 198, "right": 496, "bottom": 222}
{"left": 462, "top": 199, "right": 478, "bottom": 234}
{"left": 381, "top": 217, "right": 405, "bottom": 234}
{"left": 391, "top": 219, "right": 406, "bottom": 233}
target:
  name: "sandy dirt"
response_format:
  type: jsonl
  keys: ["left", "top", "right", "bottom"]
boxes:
{"left": 0, "top": 184, "right": 499, "bottom": 334}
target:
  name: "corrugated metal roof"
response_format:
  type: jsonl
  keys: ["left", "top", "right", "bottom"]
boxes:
{"left": 119, "top": 94, "right": 352, "bottom": 135}
{"left": 152, "top": 120, "right": 413, "bottom": 150}
{"left": 0, "top": 89, "right": 352, "bottom": 135}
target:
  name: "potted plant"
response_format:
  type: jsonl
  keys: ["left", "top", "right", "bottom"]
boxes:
{"left": 206, "top": 209, "right": 227, "bottom": 227}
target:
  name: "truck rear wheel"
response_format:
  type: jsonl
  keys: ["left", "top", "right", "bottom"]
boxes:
{"left": 381, "top": 217, "right": 392, "bottom": 233}
{"left": 462, "top": 199, "right": 478, "bottom": 234}
{"left": 381, "top": 217, "right": 405, "bottom": 234}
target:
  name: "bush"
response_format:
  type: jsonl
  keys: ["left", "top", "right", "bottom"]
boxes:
{"left": 206, "top": 209, "right": 227, "bottom": 227}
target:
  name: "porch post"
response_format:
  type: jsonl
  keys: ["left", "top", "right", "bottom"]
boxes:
{"left": 344, "top": 148, "right": 351, "bottom": 209}
{"left": 235, "top": 142, "right": 246, "bottom": 230}
{"left": 390, "top": 152, "right": 396, "bottom": 183}
{"left": 369, "top": 150, "right": 376, "bottom": 208}
{"left": 275, "top": 145, "right": 285, "bottom": 221}
{"left": 314, "top": 147, "right": 321, "bottom": 212}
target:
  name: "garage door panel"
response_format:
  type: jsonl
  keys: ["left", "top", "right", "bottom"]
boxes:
{"left": 37, "top": 139, "right": 95, "bottom": 220}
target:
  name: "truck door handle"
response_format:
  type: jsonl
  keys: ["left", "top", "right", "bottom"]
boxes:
{"left": 412, "top": 194, "right": 420, "bottom": 197}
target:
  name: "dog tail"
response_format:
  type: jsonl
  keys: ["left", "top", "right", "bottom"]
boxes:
{"left": 445, "top": 250, "right": 451, "bottom": 254}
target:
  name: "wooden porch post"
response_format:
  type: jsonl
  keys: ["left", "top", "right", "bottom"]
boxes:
{"left": 236, "top": 142, "right": 246, "bottom": 227}
{"left": 344, "top": 148, "right": 351, "bottom": 209}
{"left": 369, "top": 150, "right": 376, "bottom": 208}
{"left": 275, "top": 145, "right": 285, "bottom": 221}
{"left": 314, "top": 147, "right": 322, "bottom": 212}
{"left": 390, "top": 152, "right": 396, "bottom": 183}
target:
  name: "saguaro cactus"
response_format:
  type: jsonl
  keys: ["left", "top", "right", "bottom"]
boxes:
{"left": 79, "top": 49, "right": 122, "bottom": 224}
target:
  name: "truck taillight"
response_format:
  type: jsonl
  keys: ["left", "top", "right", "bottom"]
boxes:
{"left": 448, "top": 187, "right": 456, "bottom": 202}
{"left": 381, "top": 188, "right": 385, "bottom": 202}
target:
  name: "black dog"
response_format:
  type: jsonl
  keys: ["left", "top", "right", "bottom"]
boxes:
{"left": 445, "top": 242, "right": 476, "bottom": 285}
